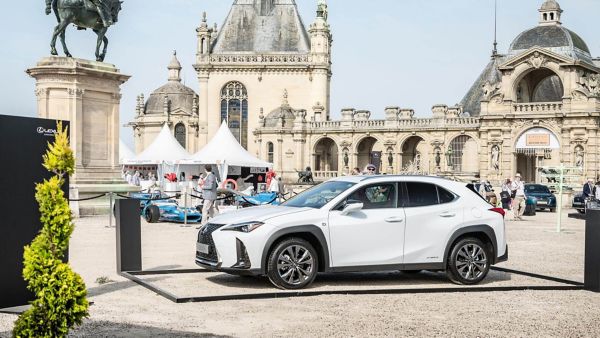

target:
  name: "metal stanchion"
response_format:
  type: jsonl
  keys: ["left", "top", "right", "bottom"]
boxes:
{"left": 108, "top": 192, "right": 114, "bottom": 228}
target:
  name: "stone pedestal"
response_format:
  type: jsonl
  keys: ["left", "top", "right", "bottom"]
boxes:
{"left": 27, "top": 57, "right": 138, "bottom": 215}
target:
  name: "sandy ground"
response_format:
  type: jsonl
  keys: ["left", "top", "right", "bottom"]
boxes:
{"left": 1, "top": 209, "right": 599, "bottom": 337}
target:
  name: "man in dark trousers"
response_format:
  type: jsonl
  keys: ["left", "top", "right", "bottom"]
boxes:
{"left": 199, "top": 165, "right": 218, "bottom": 227}
{"left": 583, "top": 178, "right": 595, "bottom": 199}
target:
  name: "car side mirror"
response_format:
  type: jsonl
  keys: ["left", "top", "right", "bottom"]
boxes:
{"left": 341, "top": 202, "right": 364, "bottom": 216}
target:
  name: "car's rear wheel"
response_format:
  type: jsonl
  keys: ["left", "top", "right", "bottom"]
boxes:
{"left": 145, "top": 205, "right": 160, "bottom": 223}
{"left": 267, "top": 238, "right": 318, "bottom": 290}
{"left": 447, "top": 237, "right": 490, "bottom": 285}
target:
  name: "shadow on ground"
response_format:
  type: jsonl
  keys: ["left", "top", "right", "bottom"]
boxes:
{"left": 88, "top": 276, "right": 167, "bottom": 298}
{"left": 1, "top": 321, "right": 232, "bottom": 338}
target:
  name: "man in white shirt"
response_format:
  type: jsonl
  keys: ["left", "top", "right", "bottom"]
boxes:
{"left": 269, "top": 173, "right": 280, "bottom": 193}
{"left": 511, "top": 173, "right": 526, "bottom": 220}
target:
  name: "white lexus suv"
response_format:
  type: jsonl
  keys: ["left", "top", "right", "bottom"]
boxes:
{"left": 196, "top": 176, "right": 508, "bottom": 289}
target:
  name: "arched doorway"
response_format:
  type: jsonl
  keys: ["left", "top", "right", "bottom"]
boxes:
{"left": 448, "top": 135, "right": 478, "bottom": 173}
{"left": 220, "top": 81, "right": 249, "bottom": 148}
{"left": 174, "top": 123, "right": 186, "bottom": 149}
{"left": 516, "top": 68, "right": 563, "bottom": 103}
{"left": 515, "top": 127, "right": 560, "bottom": 183}
{"left": 401, "top": 136, "right": 426, "bottom": 171}
{"left": 314, "top": 138, "right": 338, "bottom": 172}
{"left": 356, "top": 137, "right": 380, "bottom": 172}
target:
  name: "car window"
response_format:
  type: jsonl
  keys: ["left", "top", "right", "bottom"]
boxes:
{"left": 283, "top": 181, "right": 355, "bottom": 209}
{"left": 525, "top": 185, "right": 550, "bottom": 193}
{"left": 347, "top": 183, "right": 396, "bottom": 210}
{"left": 404, "top": 182, "right": 439, "bottom": 207}
{"left": 438, "top": 187, "right": 456, "bottom": 204}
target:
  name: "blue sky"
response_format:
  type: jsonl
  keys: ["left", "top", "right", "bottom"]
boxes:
{"left": 1, "top": 0, "right": 598, "bottom": 147}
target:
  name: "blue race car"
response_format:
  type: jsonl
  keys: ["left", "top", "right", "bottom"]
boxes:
{"left": 143, "top": 198, "right": 202, "bottom": 224}
{"left": 236, "top": 191, "right": 280, "bottom": 207}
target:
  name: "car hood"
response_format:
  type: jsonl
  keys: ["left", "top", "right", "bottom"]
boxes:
{"left": 209, "top": 205, "right": 311, "bottom": 224}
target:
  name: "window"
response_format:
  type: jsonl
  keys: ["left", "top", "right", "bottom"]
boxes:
{"left": 347, "top": 184, "right": 397, "bottom": 210}
{"left": 438, "top": 187, "right": 456, "bottom": 204}
{"left": 220, "top": 82, "right": 248, "bottom": 148}
{"left": 283, "top": 181, "right": 355, "bottom": 209}
{"left": 267, "top": 142, "right": 274, "bottom": 163}
{"left": 174, "top": 123, "right": 186, "bottom": 148}
{"left": 404, "top": 182, "right": 439, "bottom": 207}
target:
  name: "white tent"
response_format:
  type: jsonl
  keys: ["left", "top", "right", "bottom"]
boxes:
{"left": 119, "top": 139, "right": 136, "bottom": 164}
{"left": 123, "top": 124, "right": 190, "bottom": 165}
{"left": 182, "top": 122, "right": 272, "bottom": 179}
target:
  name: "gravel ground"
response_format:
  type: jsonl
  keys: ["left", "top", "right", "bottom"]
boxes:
{"left": 1, "top": 210, "right": 598, "bottom": 337}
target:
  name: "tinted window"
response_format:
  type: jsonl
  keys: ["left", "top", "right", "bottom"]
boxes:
{"left": 405, "top": 182, "right": 439, "bottom": 207}
{"left": 525, "top": 185, "right": 550, "bottom": 193}
{"left": 438, "top": 187, "right": 456, "bottom": 204}
{"left": 347, "top": 184, "right": 396, "bottom": 210}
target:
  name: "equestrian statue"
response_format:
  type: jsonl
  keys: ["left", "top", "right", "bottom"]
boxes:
{"left": 44, "top": 0, "right": 123, "bottom": 62}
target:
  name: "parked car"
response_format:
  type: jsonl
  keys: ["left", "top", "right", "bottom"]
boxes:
{"left": 196, "top": 176, "right": 508, "bottom": 289}
{"left": 143, "top": 198, "right": 202, "bottom": 224}
{"left": 524, "top": 184, "right": 556, "bottom": 212}
{"left": 572, "top": 192, "right": 587, "bottom": 214}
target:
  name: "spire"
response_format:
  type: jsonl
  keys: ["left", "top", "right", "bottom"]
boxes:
{"left": 168, "top": 50, "right": 182, "bottom": 82}
{"left": 317, "top": 0, "right": 328, "bottom": 20}
{"left": 492, "top": 0, "right": 498, "bottom": 57}
{"left": 539, "top": 0, "right": 562, "bottom": 26}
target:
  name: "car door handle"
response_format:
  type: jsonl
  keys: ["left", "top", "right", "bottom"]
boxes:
{"left": 439, "top": 212, "right": 456, "bottom": 218}
{"left": 385, "top": 217, "right": 404, "bottom": 223}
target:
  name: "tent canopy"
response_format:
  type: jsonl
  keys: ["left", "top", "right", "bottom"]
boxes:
{"left": 119, "top": 139, "right": 135, "bottom": 164}
{"left": 182, "top": 122, "right": 272, "bottom": 168}
{"left": 123, "top": 124, "right": 191, "bottom": 165}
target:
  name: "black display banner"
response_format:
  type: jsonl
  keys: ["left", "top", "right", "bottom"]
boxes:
{"left": 0, "top": 114, "right": 69, "bottom": 309}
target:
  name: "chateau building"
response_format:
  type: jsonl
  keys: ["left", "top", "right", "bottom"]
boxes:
{"left": 129, "top": 0, "right": 600, "bottom": 184}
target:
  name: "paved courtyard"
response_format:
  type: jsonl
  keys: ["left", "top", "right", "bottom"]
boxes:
{"left": 1, "top": 210, "right": 599, "bottom": 337}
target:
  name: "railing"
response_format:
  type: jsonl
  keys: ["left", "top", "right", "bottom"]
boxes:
{"left": 513, "top": 102, "right": 563, "bottom": 113}
{"left": 313, "top": 171, "right": 339, "bottom": 181}
{"left": 310, "top": 121, "right": 341, "bottom": 129}
{"left": 198, "top": 54, "right": 315, "bottom": 65}
{"left": 305, "top": 117, "right": 480, "bottom": 131}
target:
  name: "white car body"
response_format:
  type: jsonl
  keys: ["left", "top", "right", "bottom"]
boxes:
{"left": 196, "top": 176, "right": 507, "bottom": 283}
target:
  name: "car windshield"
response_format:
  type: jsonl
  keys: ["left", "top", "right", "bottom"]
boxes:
{"left": 525, "top": 185, "right": 550, "bottom": 193}
{"left": 282, "top": 181, "right": 356, "bottom": 209}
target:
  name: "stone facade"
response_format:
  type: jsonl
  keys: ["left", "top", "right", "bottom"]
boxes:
{"left": 130, "top": 0, "right": 600, "bottom": 184}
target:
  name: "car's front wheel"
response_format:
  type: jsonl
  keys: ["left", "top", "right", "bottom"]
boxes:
{"left": 267, "top": 238, "right": 318, "bottom": 290}
{"left": 447, "top": 237, "right": 490, "bottom": 285}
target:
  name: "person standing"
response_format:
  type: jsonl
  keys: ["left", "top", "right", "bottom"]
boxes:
{"left": 132, "top": 171, "right": 141, "bottom": 186}
{"left": 351, "top": 167, "right": 361, "bottom": 175}
{"left": 583, "top": 178, "right": 595, "bottom": 199}
{"left": 200, "top": 165, "right": 218, "bottom": 227}
{"left": 511, "top": 173, "right": 526, "bottom": 220}
{"left": 595, "top": 181, "right": 600, "bottom": 201}
{"left": 269, "top": 172, "right": 280, "bottom": 193}
{"left": 501, "top": 178, "right": 512, "bottom": 210}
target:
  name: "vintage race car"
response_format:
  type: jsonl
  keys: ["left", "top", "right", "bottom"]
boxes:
{"left": 143, "top": 198, "right": 202, "bottom": 224}
{"left": 236, "top": 191, "right": 280, "bottom": 207}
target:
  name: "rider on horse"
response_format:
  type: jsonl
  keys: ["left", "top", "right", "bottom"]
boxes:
{"left": 45, "top": 0, "right": 113, "bottom": 27}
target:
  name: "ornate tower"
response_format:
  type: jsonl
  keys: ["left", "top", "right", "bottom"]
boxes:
{"left": 539, "top": 0, "right": 562, "bottom": 26}
{"left": 309, "top": 0, "right": 333, "bottom": 121}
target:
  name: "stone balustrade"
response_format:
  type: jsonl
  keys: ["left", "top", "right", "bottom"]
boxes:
{"left": 313, "top": 171, "right": 339, "bottom": 181}
{"left": 305, "top": 117, "right": 480, "bottom": 131}
{"left": 513, "top": 102, "right": 563, "bottom": 113}
{"left": 198, "top": 54, "right": 315, "bottom": 65}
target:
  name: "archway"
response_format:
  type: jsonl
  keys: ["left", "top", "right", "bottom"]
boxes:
{"left": 515, "top": 127, "right": 560, "bottom": 183}
{"left": 516, "top": 68, "right": 564, "bottom": 103}
{"left": 448, "top": 135, "right": 478, "bottom": 173}
{"left": 314, "top": 138, "right": 338, "bottom": 172}
{"left": 401, "top": 136, "right": 426, "bottom": 171}
{"left": 174, "top": 123, "right": 186, "bottom": 149}
{"left": 356, "top": 137, "right": 379, "bottom": 172}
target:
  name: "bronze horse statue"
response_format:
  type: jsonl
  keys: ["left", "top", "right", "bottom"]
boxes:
{"left": 46, "top": 0, "right": 123, "bottom": 62}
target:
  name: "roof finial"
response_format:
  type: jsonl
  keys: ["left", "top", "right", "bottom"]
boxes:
{"left": 317, "top": 0, "right": 328, "bottom": 20}
{"left": 282, "top": 89, "right": 289, "bottom": 105}
{"left": 202, "top": 11, "right": 207, "bottom": 23}
{"left": 492, "top": 0, "right": 498, "bottom": 57}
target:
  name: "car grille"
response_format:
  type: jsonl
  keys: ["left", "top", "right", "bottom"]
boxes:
{"left": 197, "top": 223, "right": 225, "bottom": 263}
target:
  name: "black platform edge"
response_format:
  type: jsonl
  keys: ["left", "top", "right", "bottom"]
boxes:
{"left": 491, "top": 267, "right": 584, "bottom": 286}
{"left": 128, "top": 269, "right": 210, "bottom": 276}
{"left": 120, "top": 268, "right": 586, "bottom": 304}
{"left": 0, "top": 305, "right": 30, "bottom": 315}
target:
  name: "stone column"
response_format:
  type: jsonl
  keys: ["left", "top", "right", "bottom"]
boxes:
{"left": 27, "top": 56, "right": 137, "bottom": 215}
{"left": 197, "top": 73, "right": 210, "bottom": 149}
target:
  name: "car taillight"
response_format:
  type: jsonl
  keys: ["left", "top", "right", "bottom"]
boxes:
{"left": 489, "top": 207, "right": 505, "bottom": 217}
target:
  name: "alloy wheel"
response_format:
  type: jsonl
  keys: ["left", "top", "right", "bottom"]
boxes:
{"left": 276, "top": 245, "right": 314, "bottom": 286}
{"left": 455, "top": 243, "right": 488, "bottom": 281}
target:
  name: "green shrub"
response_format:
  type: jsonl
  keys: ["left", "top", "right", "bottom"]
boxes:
{"left": 13, "top": 123, "right": 88, "bottom": 338}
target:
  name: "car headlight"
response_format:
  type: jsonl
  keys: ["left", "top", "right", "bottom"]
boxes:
{"left": 222, "top": 221, "right": 264, "bottom": 233}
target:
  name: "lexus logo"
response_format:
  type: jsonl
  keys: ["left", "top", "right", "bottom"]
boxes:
{"left": 37, "top": 127, "right": 57, "bottom": 136}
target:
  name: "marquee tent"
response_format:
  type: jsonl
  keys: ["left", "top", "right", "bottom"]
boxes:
{"left": 182, "top": 122, "right": 272, "bottom": 179}
{"left": 119, "top": 139, "right": 136, "bottom": 164}
{"left": 123, "top": 124, "right": 190, "bottom": 165}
